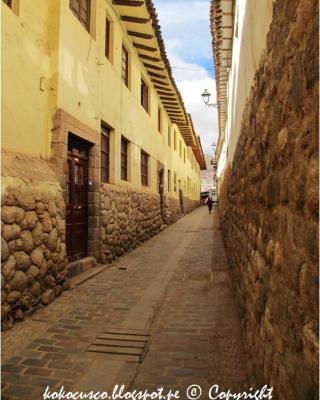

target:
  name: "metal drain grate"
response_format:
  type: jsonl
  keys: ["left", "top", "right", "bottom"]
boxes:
{"left": 88, "top": 328, "right": 150, "bottom": 362}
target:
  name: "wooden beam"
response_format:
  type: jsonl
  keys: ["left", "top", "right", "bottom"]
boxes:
{"left": 113, "top": 0, "right": 143, "bottom": 6}
{"left": 163, "top": 102, "right": 179, "bottom": 107}
{"left": 160, "top": 96, "right": 177, "bottom": 101}
{"left": 133, "top": 42, "right": 157, "bottom": 52}
{"left": 162, "top": 102, "right": 179, "bottom": 106}
{"left": 167, "top": 112, "right": 183, "bottom": 116}
{"left": 165, "top": 107, "right": 181, "bottom": 111}
{"left": 147, "top": 71, "right": 167, "bottom": 79}
{"left": 128, "top": 31, "right": 153, "bottom": 39}
{"left": 165, "top": 108, "right": 181, "bottom": 115}
{"left": 121, "top": 16, "right": 150, "bottom": 23}
{"left": 164, "top": 104, "right": 181, "bottom": 110}
{"left": 151, "top": 79, "right": 169, "bottom": 86}
{"left": 139, "top": 54, "right": 161, "bottom": 62}
{"left": 144, "top": 63, "right": 164, "bottom": 71}
{"left": 154, "top": 85, "right": 172, "bottom": 92}
{"left": 157, "top": 91, "right": 175, "bottom": 97}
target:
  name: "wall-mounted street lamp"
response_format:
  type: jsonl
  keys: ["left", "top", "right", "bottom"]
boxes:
{"left": 201, "top": 89, "right": 218, "bottom": 108}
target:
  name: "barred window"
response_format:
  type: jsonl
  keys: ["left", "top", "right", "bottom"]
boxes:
{"left": 101, "top": 125, "right": 110, "bottom": 183}
{"left": 70, "top": 0, "right": 90, "bottom": 31}
{"left": 121, "top": 46, "right": 129, "bottom": 86}
{"left": 141, "top": 79, "right": 149, "bottom": 112}
{"left": 168, "top": 126, "right": 171, "bottom": 147}
{"left": 141, "top": 150, "right": 149, "bottom": 186}
{"left": 121, "top": 137, "right": 128, "bottom": 181}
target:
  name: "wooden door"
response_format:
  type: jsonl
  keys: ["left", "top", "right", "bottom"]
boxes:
{"left": 66, "top": 138, "right": 89, "bottom": 261}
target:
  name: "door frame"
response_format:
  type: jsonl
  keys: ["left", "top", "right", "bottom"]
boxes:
{"left": 51, "top": 109, "right": 101, "bottom": 261}
{"left": 66, "top": 136, "right": 89, "bottom": 261}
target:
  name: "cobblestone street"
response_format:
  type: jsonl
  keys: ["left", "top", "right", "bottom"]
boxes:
{"left": 2, "top": 207, "right": 251, "bottom": 399}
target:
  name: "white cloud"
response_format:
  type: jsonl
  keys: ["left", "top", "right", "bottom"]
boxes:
{"left": 168, "top": 52, "right": 209, "bottom": 81}
{"left": 154, "top": 0, "right": 218, "bottom": 158}
{"left": 156, "top": 1, "right": 212, "bottom": 62}
{"left": 177, "top": 78, "right": 218, "bottom": 156}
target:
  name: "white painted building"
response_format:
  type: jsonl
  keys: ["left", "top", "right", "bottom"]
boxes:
{"left": 211, "top": 0, "right": 274, "bottom": 193}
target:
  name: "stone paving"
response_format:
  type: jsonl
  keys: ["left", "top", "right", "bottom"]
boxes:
{"left": 2, "top": 207, "right": 252, "bottom": 399}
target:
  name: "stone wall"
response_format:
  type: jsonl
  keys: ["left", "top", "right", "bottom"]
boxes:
{"left": 100, "top": 185, "right": 199, "bottom": 262}
{"left": 100, "top": 185, "right": 163, "bottom": 263}
{"left": 219, "top": 0, "right": 318, "bottom": 398}
{"left": 163, "top": 196, "right": 183, "bottom": 225}
{"left": 183, "top": 197, "right": 199, "bottom": 215}
{"left": 1, "top": 152, "right": 68, "bottom": 330}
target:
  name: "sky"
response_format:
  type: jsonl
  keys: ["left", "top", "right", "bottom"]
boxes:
{"left": 153, "top": 0, "right": 218, "bottom": 156}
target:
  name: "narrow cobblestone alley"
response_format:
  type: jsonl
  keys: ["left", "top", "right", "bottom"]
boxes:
{"left": 2, "top": 207, "right": 251, "bottom": 399}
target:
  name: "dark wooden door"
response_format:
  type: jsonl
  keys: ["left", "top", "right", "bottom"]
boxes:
{"left": 66, "top": 139, "right": 89, "bottom": 261}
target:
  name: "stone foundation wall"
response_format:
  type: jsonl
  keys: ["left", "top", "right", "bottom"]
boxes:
{"left": 163, "top": 196, "right": 183, "bottom": 225}
{"left": 100, "top": 186, "right": 200, "bottom": 262}
{"left": 219, "top": 0, "right": 318, "bottom": 398}
{"left": 183, "top": 197, "right": 199, "bottom": 215}
{"left": 1, "top": 152, "right": 68, "bottom": 330}
{"left": 100, "top": 185, "right": 163, "bottom": 263}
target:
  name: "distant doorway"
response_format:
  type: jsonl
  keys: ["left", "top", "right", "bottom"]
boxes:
{"left": 66, "top": 134, "right": 89, "bottom": 261}
{"left": 158, "top": 169, "right": 164, "bottom": 220}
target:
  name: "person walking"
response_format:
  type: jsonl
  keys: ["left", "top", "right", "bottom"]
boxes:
{"left": 206, "top": 197, "right": 213, "bottom": 214}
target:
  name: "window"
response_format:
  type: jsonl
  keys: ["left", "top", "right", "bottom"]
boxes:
{"left": 105, "top": 18, "right": 110, "bottom": 59}
{"left": 168, "top": 126, "right": 171, "bottom": 147}
{"left": 121, "top": 46, "right": 129, "bottom": 87}
{"left": 2, "top": 0, "right": 12, "bottom": 8}
{"left": 174, "top": 131, "right": 177, "bottom": 150}
{"left": 121, "top": 137, "right": 128, "bottom": 181}
{"left": 174, "top": 172, "right": 177, "bottom": 192}
{"left": 101, "top": 125, "right": 110, "bottom": 183}
{"left": 167, "top": 170, "right": 171, "bottom": 192}
{"left": 141, "top": 79, "right": 149, "bottom": 112}
{"left": 141, "top": 150, "right": 149, "bottom": 186}
{"left": 184, "top": 148, "right": 186, "bottom": 163}
{"left": 158, "top": 107, "right": 162, "bottom": 133}
{"left": 179, "top": 140, "right": 182, "bottom": 157}
{"left": 70, "top": 0, "right": 90, "bottom": 32}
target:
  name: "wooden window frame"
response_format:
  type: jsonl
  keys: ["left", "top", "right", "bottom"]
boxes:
{"left": 141, "top": 79, "right": 149, "bottom": 112}
{"left": 105, "top": 17, "right": 110, "bottom": 59}
{"left": 121, "top": 137, "right": 128, "bottom": 181}
{"left": 101, "top": 125, "right": 110, "bottom": 183}
{"left": 70, "top": 0, "right": 91, "bottom": 32}
{"left": 141, "top": 150, "right": 149, "bottom": 186}
{"left": 121, "top": 46, "right": 129, "bottom": 87}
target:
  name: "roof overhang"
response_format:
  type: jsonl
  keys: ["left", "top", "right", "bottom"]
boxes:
{"left": 192, "top": 135, "right": 207, "bottom": 170}
{"left": 112, "top": 0, "right": 196, "bottom": 146}
{"left": 210, "top": 0, "right": 235, "bottom": 154}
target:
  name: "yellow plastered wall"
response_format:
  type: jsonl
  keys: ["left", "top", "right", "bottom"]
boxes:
{"left": 1, "top": 0, "right": 60, "bottom": 158}
{"left": 2, "top": 0, "right": 201, "bottom": 201}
